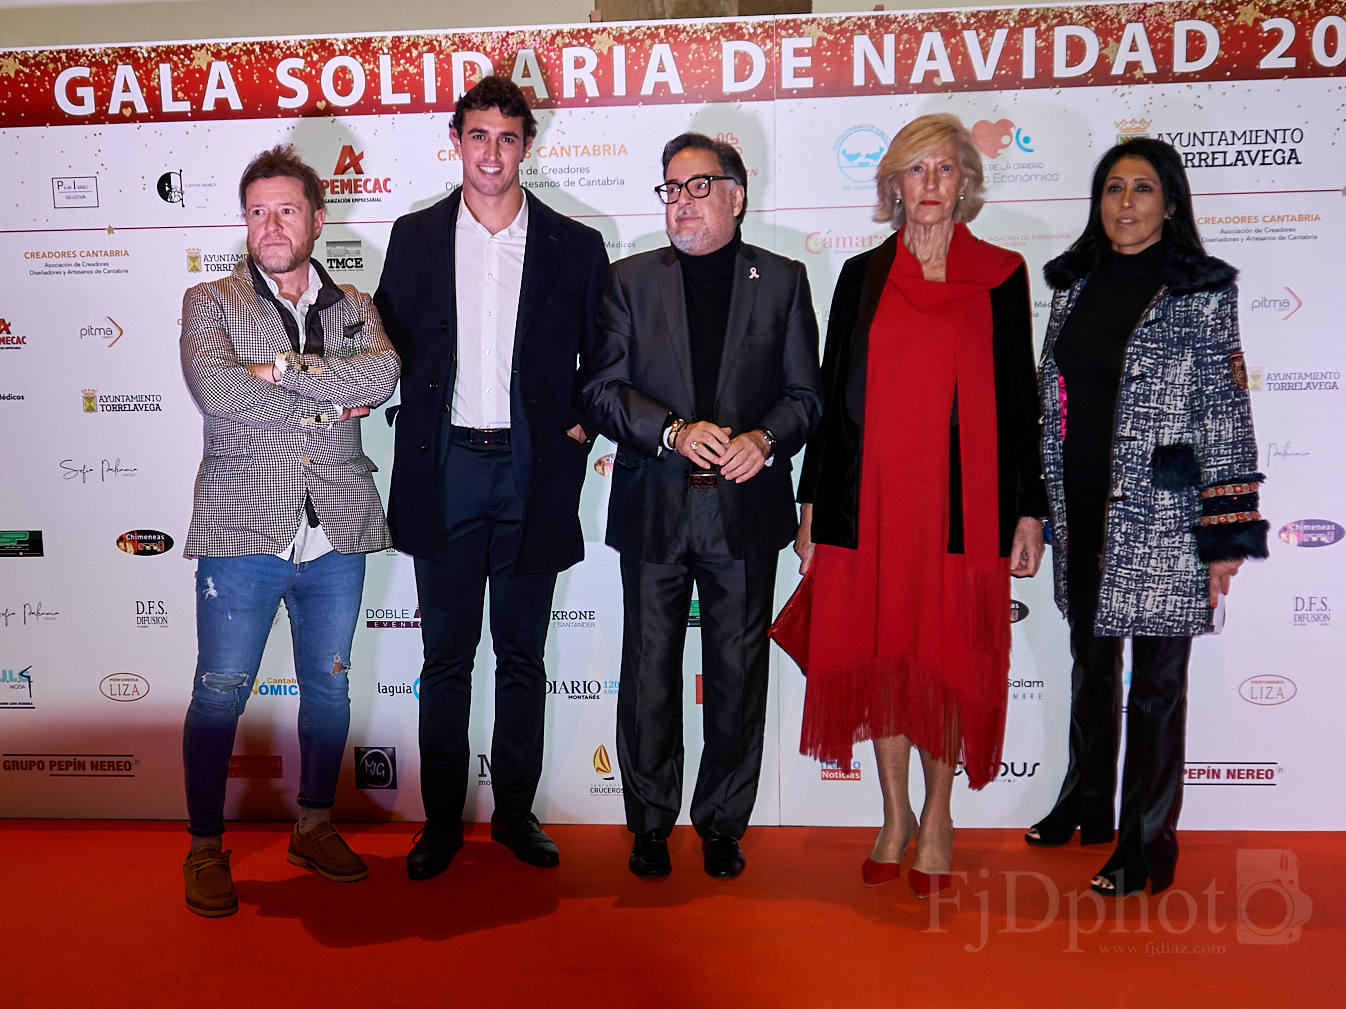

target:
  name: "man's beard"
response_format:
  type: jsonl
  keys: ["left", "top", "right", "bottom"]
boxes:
{"left": 668, "top": 219, "right": 735, "bottom": 256}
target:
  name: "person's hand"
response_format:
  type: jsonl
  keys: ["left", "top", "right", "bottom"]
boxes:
{"left": 676, "top": 420, "right": 731, "bottom": 468}
{"left": 794, "top": 503, "right": 815, "bottom": 574}
{"left": 337, "top": 406, "right": 370, "bottom": 422}
{"left": 1209, "top": 558, "right": 1244, "bottom": 607}
{"left": 245, "top": 361, "right": 279, "bottom": 384}
{"left": 719, "top": 430, "right": 771, "bottom": 483}
{"left": 1009, "top": 517, "right": 1045, "bottom": 578}
{"left": 566, "top": 424, "right": 587, "bottom": 443}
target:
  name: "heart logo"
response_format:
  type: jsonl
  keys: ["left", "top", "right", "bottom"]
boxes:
{"left": 972, "top": 119, "right": 1015, "bottom": 159}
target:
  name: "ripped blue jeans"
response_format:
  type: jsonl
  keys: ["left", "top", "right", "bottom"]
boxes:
{"left": 183, "top": 550, "right": 366, "bottom": 837}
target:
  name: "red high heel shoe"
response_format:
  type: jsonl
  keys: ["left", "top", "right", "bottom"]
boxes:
{"left": 907, "top": 820, "right": 955, "bottom": 898}
{"left": 861, "top": 814, "right": 917, "bottom": 886}
{"left": 908, "top": 867, "right": 953, "bottom": 898}
{"left": 861, "top": 858, "right": 902, "bottom": 887}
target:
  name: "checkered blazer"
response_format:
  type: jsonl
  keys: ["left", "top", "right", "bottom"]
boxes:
{"left": 180, "top": 257, "right": 400, "bottom": 558}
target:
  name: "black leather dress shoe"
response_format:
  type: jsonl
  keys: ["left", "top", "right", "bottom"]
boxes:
{"left": 629, "top": 829, "right": 671, "bottom": 878}
{"left": 702, "top": 833, "right": 745, "bottom": 878}
{"left": 406, "top": 824, "right": 463, "bottom": 880}
{"left": 490, "top": 812, "right": 560, "bottom": 867}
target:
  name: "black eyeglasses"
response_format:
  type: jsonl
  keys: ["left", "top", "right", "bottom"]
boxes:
{"left": 654, "top": 174, "right": 736, "bottom": 204}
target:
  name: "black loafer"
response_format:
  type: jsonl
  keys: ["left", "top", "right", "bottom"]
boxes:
{"left": 490, "top": 812, "right": 560, "bottom": 867}
{"left": 629, "top": 829, "right": 671, "bottom": 878}
{"left": 702, "top": 832, "right": 745, "bottom": 878}
{"left": 406, "top": 823, "right": 464, "bottom": 880}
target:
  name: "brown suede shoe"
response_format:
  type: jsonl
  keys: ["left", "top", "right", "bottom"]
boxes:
{"left": 285, "top": 822, "right": 368, "bottom": 881}
{"left": 183, "top": 847, "right": 238, "bottom": 917}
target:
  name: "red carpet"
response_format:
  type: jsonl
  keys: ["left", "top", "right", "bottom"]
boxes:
{"left": 4, "top": 822, "right": 1337, "bottom": 1008}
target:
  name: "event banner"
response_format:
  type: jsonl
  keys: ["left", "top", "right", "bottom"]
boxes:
{"left": 2, "top": 1, "right": 1343, "bottom": 830}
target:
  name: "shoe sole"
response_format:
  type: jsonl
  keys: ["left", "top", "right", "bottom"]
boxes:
{"left": 186, "top": 898, "right": 238, "bottom": 917}
{"left": 285, "top": 849, "right": 368, "bottom": 882}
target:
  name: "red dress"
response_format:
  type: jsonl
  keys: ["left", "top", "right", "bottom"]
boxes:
{"left": 798, "top": 225, "right": 1020, "bottom": 789}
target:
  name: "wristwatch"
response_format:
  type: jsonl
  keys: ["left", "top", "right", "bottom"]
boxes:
{"left": 758, "top": 427, "right": 776, "bottom": 458}
{"left": 665, "top": 417, "right": 688, "bottom": 451}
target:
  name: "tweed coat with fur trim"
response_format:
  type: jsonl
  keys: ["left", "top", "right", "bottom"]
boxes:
{"left": 1039, "top": 243, "right": 1268, "bottom": 636}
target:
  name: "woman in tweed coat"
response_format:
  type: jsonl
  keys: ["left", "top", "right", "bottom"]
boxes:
{"left": 1026, "top": 139, "right": 1267, "bottom": 896}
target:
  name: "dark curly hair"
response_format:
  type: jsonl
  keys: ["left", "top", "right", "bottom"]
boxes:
{"left": 451, "top": 75, "right": 538, "bottom": 143}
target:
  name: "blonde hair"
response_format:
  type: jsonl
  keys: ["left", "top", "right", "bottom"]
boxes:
{"left": 873, "top": 113, "right": 985, "bottom": 228}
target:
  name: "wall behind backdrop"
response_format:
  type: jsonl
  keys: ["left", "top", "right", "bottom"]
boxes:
{"left": 2, "top": 1, "right": 1343, "bottom": 830}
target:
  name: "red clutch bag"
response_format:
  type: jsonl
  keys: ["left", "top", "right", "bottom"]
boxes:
{"left": 768, "top": 567, "right": 814, "bottom": 676}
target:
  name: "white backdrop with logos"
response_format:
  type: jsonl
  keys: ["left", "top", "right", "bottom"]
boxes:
{"left": 1, "top": 2, "right": 1343, "bottom": 830}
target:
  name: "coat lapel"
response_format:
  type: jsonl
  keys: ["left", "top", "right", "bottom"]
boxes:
{"left": 514, "top": 191, "right": 561, "bottom": 368}
{"left": 235, "top": 261, "right": 295, "bottom": 358}
{"left": 715, "top": 244, "right": 761, "bottom": 403}
{"left": 436, "top": 192, "right": 461, "bottom": 355}
{"left": 657, "top": 247, "right": 697, "bottom": 409}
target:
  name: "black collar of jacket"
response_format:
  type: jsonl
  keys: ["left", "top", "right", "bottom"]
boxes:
{"left": 1043, "top": 239, "right": 1235, "bottom": 295}
{"left": 246, "top": 255, "right": 345, "bottom": 312}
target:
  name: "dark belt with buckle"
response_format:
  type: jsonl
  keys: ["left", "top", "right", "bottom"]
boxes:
{"left": 453, "top": 426, "right": 510, "bottom": 446}
{"left": 689, "top": 471, "right": 717, "bottom": 489}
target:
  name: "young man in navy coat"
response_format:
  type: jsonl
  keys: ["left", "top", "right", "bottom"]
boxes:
{"left": 375, "top": 76, "right": 608, "bottom": 879}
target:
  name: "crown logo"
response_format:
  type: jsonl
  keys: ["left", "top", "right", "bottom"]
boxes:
{"left": 186, "top": 248, "right": 202, "bottom": 272}
{"left": 1115, "top": 117, "right": 1152, "bottom": 139}
{"left": 82, "top": 388, "right": 98, "bottom": 412}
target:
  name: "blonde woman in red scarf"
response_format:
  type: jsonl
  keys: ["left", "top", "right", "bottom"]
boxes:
{"left": 791, "top": 114, "right": 1047, "bottom": 897}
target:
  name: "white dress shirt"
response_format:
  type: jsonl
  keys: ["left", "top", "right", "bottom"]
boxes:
{"left": 451, "top": 197, "right": 528, "bottom": 429}
{"left": 261, "top": 263, "right": 336, "bottom": 563}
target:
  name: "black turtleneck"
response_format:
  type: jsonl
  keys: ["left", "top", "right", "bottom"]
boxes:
{"left": 1054, "top": 238, "right": 1167, "bottom": 606}
{"left": 676, "top": 231, "right": 741, "bottom": 419}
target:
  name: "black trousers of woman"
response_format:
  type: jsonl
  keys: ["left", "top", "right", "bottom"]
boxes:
{"left": 1038, "top": 555, "right": 1193, "bottom": 893}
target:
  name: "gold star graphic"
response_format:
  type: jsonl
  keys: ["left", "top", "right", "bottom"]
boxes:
{"left": 1235, "top": 4, "right": 1261, "bottom": 27}
{"left": 0, "top": 56, "right": 22, "bottom": 77}
{"left": 191, "top": 48, "right": 212, "bottom": 69}
{"left": 591, "top": 32, "right": 615, "bottom": 55}
{"left": 107, "top": 225, "right": 116, "bottom": 234}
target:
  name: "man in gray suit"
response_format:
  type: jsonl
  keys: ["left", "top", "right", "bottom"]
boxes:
{"left": 178, "top": 145, "right": 400, "bottom": 917}
{"left": 585, "top": 133, "right": 822, "bottom": 879}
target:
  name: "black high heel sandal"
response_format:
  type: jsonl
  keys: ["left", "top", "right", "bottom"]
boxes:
{"left": 1090, "top": 850, "right": 1149, "bottom": 897}
{"left": 1025, "top": 800, "right": 1114, "bottom": 847}
{"left": 1025, "top": 802, "right": 1081, "bottom": 846}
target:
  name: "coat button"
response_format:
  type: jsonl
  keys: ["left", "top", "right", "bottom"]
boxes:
{"left": 428, "top": 379, "right": 439, "bottom": 391}
{"left": 300, "top": 455, "right": 311, "bottom": 467}
{"left": 440, "top": 321, "right": 449, "bottom": 332}
{"left": 420, "top": 440, "right": 431, "bottom": 452}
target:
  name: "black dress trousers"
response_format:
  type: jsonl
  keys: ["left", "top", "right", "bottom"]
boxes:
{"left": 616, "top": 484, "right": 776, "bottom": 839}
{"left": 412, "top": 432, "right": 557, "bottom": 827}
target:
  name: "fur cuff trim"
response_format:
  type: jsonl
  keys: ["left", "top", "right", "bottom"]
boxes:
{"left": 1195, "top": 519, "right": 1270, "bottom": 563}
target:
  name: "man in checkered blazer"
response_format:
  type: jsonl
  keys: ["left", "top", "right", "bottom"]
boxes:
{"left": 178, "top": 145, "right": 400, "bottom": 917}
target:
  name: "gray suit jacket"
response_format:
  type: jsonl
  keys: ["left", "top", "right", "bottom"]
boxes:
{"left": 180, "top": 257, "right": 400, "bottom": 558}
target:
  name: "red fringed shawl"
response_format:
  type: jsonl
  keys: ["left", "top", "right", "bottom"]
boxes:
{"left": 798, "top": 225, "right": 1021, "bottom": 790}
